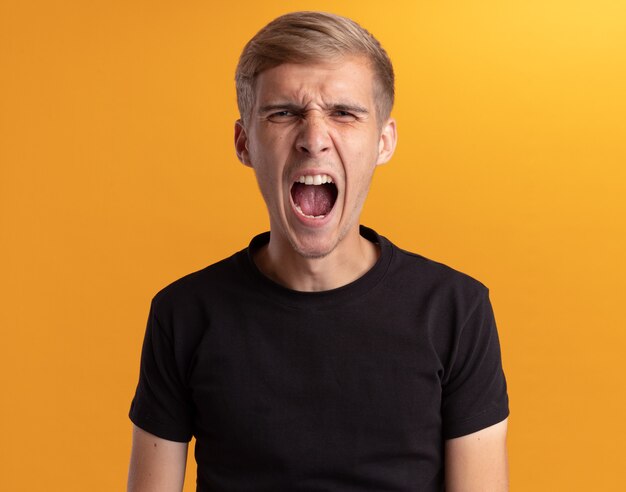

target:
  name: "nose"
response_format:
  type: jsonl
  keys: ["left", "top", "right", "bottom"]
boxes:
{"left": 295, "top": 113, "right": 331, "bottom": 157}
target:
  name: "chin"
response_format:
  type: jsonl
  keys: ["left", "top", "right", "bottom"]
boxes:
{"left": 288, "top": 235, "right": 338, "bottom": 259}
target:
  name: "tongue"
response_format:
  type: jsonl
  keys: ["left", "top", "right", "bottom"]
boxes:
{"left": 292, "top": 183, "right": 334, "bottom": 217}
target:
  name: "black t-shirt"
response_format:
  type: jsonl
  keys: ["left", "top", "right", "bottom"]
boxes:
{"left": 130, "top": 226, "right": 509, "bottom": 491}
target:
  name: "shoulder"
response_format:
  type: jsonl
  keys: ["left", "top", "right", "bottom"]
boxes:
{"left": 150, "top": 249, "right": 247, "bottom": 317}
{"left": 386, "top": 237, "right": 489, "bottom": 307}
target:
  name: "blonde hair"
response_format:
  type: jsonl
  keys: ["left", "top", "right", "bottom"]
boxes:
{"left": 235, "top": 11, "right": 394, "bottom": 125}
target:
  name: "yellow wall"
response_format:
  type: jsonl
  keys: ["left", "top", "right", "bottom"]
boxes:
{"left": 1, "top": 1, "right": 624, "bottom": 490}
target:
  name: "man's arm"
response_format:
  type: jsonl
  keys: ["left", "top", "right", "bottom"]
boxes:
{"left": 445, "top": 418, "right": 509, "bottom": 492}
{"left": 127, "top": 424, "right": 188, "bottom": 492}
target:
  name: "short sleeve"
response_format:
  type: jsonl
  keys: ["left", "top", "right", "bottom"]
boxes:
{"left": 441, "top": 289, "right": 509, "bottom": 439}
{"left": 129, "top": 299, "right": 194, "bottom": 442}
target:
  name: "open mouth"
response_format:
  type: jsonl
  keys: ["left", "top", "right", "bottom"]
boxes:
{"left": 290, "top": 174, "right": 338, "bottom": 219}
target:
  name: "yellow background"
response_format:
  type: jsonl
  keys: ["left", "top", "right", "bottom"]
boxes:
{"left": 1, "top": 0, "right": 625, "bottom": 490}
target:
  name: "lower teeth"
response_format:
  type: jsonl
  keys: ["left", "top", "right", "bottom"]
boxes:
{"left": 295, "top": 204, "right": 325, "bottom": 219}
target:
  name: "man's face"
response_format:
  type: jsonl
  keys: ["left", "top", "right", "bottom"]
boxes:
{"left": 235, "top": 56, "right": 397, "bottom": 259}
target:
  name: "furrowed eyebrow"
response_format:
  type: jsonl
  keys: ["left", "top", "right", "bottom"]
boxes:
{"left": 258, "top": 103, "right": 302, "bottom": 115}
{"left": 327, "top": 103, "right": 369, "bottom": 115}
{"left": 257, "top": 103, "right": 370, "bottom": 115}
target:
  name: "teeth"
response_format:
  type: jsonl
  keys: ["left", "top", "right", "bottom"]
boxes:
{"left": 296, "top": 174, "right": 333, "bottom": 185}
{"left": 295, "top": 204, "right": 325, "bottom": 219}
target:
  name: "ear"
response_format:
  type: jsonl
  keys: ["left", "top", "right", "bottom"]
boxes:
{"left": 234, "top": 119, "right": 252, "bottom": 167}
{"left": 376, "top": 117, "right": 398, "bottom": 166}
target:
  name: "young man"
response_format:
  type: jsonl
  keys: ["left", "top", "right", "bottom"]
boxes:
{"left": 128, "top": 11, "right": 509, "bottom": 492}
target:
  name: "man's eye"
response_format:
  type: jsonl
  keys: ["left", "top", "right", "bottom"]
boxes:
{"left": 267, "top": 111, "right": 296, "bottom": 122}
{"left": 332, "top": 111, "right": 357, "bottom": 121}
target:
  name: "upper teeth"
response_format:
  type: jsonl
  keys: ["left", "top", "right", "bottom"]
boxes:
{"left": 296, "top": 174, "right": 333, "bottom": 185}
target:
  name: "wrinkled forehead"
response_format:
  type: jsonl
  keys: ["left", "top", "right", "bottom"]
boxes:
{"left": 252, "top": 57, "right": 377, "bottom": 109}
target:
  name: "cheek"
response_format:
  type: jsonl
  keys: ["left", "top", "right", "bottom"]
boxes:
{"left": 343, "top": 144, "right": 379, "bottom": 179}
{"left": 335, "top": 127, "right": 380, "bottom": 158}
{"left": 254, "top": 164, "right": 278, "bottom": 192}
{"left": 249, "top": 133, "right": 290, "bottom": 169}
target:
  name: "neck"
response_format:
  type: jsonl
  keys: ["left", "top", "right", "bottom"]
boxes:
{"left": 253, "top": 227, "right": 380, "bottom": 292}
